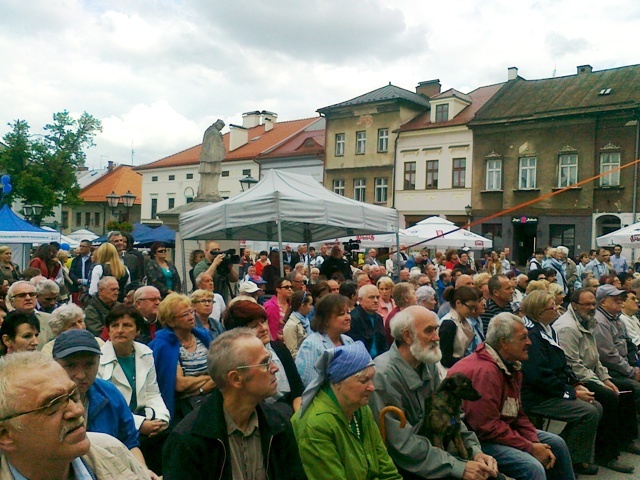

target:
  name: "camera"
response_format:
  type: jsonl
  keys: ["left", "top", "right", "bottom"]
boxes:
{"left": 341, "top": 239, "right": 361, "bottom": 262}
{"left": 210, "top": 248, "right": 241, "bottom": 272}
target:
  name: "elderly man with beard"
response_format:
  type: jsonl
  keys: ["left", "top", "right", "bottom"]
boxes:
{"left": 6, "top": 280, "right": 53, "bottom": 350}
{"left": 0, "top": 352, "right": 148, "bottom": 479}
{"left": 554, "top": 288, "right": 638, "bottom": 473}
{"left": 370, "top": 306, "right": 499, "bottom": 480}
{"left": 449, "top": 313, "right": 575, "bottom": 480}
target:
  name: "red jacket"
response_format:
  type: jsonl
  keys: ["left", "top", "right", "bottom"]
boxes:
{"left": 448, "top": 343, "right": 539, "bottom": 454}
{"left": 29, "top": 257, "right": 60, "bottom": 280}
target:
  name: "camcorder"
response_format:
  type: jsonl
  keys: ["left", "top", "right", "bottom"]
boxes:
{"left": 210, "top": 248, "right": 241, "bottom": 273}
{"left": 342, "top": 239, "right": 361, "bottom": 262}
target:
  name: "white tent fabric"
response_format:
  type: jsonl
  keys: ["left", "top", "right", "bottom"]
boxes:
{"left": 0, "top": 205, "right": 60, "bottom": 243}
{"left": 40, "top": 227, "right": 79, "bottom": 249}
{"left": 67, "top": 228, "right": 99, "bottom": 242}
{"left": 596, "top": 222, "right": 640, "bottom": 248}
{"left": 320, "top": 230, "right": 425, "bottom": 249}
{"left": 404, "top": 216, "right": 493, "bottom": 249}
{"left": 179, "top": 170, "right": 399, "bottom": 243}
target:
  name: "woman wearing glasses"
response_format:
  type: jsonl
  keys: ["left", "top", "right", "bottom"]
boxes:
{"left": 520, "top": 290, "right": 602, "bottom": 475}
{"left": 149, "top": 293, "right": 213, "bottom": 425}
{"left": 224, "top": 299, "right": 304, "bottom": 415}
{"left": 439, "top": 286, "right": 483, "bottom": 368}
{"left": 0, "top": 310, "right": 39, "bottom": 355}
{"left": 264, "top": 277, "right": 293, "bottom": 341}
{"left": 145, "top": 242, "right": 182, "bottom": 299}
{"left": 190, "top": 289, "right": 225, "bottom": 340}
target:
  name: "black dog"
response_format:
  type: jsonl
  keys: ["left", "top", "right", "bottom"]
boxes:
{"left": 423, "top": 372, "right": 481, "bottom": 460}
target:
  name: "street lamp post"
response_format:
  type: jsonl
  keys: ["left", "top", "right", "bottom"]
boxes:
{"left": 121, "top": 190, "right": 137, "bottom": 222}
{"left": 22, "top": 203, "right": 43, "bottom": 226}
{"left": 465, "top": 204, "right": 472, "bottom": 231}
{"left": 106, "top": 190, "right": 136, "bottom": 223}
{"left": 106, "top": 191, "right": 120, "bottom": 216}
{"left": 239, "top": 174, "right": 259, "bottom": 192}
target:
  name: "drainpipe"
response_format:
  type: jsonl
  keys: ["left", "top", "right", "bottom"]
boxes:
{"left": 391, "top": 130, "right": 400, "bottom": 209}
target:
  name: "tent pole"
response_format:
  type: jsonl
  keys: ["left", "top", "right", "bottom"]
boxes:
{"left": 277, "top": 220, "right": 284, "bottom": 277}
{"left": 181, "top": 236, "right": 187, "bottom": 290}
{"left": 395, "top": 232, "right": 401, "bottom": 278}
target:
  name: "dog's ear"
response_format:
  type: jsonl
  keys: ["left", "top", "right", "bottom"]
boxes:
{"left": 437, "top": 375, "right": 456, "bottom": 392}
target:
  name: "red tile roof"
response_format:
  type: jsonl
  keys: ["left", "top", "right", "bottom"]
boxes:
{"left": 135, "top": 117, "right": 322, "bottom": 171}
{"left": 399, "top": 83, "right": 505, "bottom": 132}
{"left": 259, "top": 129, "right": 325, "bottom": 159}
{"left": 80, "top": 165, "right": 142, "bottom": 204}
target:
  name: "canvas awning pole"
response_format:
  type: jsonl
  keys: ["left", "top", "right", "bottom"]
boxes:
{"left": 276, "top": 192, "right": 284, "bottom": 277}
{"left": 395, "top": 232, "right": 401, "bottom": 278}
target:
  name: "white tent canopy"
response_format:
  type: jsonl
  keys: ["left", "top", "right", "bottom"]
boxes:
{"left": 67, "top": 228, "right": 99, "bottom": 243}
{"left": 596, "top": 222, "right": 640, "bottom": 248}
{"left": 319, "top": 231, "right": 425, "bottom": 249}
{"left": 180, "top": 170, "right": 399, "bottom": 243}
{"left": 404, "top": 216, "right": 493, "bottom": 249}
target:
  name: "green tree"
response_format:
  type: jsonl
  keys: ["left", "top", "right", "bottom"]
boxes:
{"left": 0, "top": 111, "right": 102, "bottom": 216}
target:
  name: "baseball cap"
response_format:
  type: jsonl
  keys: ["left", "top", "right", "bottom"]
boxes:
{"left": 53, "top": 329, "right": 102, "bottom": 359}
{"left": 239, "top": 281, "right": 262, "bottom": 294}
{"left": 595, "top": 284, "right": 628, "bottom": 301}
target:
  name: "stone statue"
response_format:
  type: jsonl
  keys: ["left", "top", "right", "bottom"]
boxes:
{"left": 195, "top": 119, "right": 225, "bottom": 202}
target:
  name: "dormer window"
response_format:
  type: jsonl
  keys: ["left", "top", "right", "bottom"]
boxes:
{"left": 435, "top": 104, "right": 449, "bottom": 123}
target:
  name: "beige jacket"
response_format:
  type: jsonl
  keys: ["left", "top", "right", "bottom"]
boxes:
{"left": 1, "top": 432, "right": 148, "bottom": 479}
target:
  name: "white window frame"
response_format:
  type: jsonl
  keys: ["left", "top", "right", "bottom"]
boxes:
{"left": 356, "top": 131, "right": 366, "bottom": 155}
{"left": 354, "top": 178, "right": 366, "bottom": 202}
{"left": 374, "top": 178, "right": 388, "bottom": 203}
{"left": 485, "top": 159, "right": 502, "bottom": 191}
{"left": 558, "top": 154, "right": 578, "bottom": 187}
{"left": 332, "top": 179, "right": 345, "bottom": 196}
{"left": 519, "top": 157, "right": 537, "bottom": 189}
{"left": 335, "top": 133, "right": 345, "bottom": 156}
{"left": 377, "top": 128, "right": 389, "bottom": 152}
{"left": 600, "top": 152, "right": 620, "bottom": 186}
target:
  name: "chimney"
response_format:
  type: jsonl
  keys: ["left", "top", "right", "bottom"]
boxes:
{"left": 577, "top": 64, "right": 592, "bottom": 75}
{"left": 229, "top": 124, "right": 249, "bottom": 151}
{"left": 508, "top": 67, "right": 518, "bottom": 81}
{"left": 242, "top": 111, "right": 262, "bottom": 128}
{"left": 107, "top": 160, "right": 115, "bottom": 171}
{"left": 262, "top": 111, "right": 278, "bottom": 132}
{"left": 416, "top": 80, "right": 441, "bottom": 98}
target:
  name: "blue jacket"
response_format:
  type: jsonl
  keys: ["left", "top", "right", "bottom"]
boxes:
{"left": 87, "top": 378, "right": 139, "bottom": 450}
{"left": 149, "top": 327, "right": 211, "bottom": 417}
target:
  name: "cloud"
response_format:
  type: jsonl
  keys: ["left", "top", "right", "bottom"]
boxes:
{"left": 545, "top": 32, "right": 590, "bottom": 58}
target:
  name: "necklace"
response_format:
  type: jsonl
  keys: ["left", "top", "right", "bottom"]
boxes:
{"left": 350, "top": 415, "right": 362, "bottom": 441}
{"left": 180, "top": 335, "right": 195, "bottom": 349}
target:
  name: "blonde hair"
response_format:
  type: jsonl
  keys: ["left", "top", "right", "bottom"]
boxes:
{"left": 0, "top": 246, "right": 12, "bottom": 256}
{"left": 521, "top": 290, "right": 555, "bottom": 320}
{"left": 526, "top": 279, "right": 550, "bottom": 294}
{"left": 376, "top": 276, "right": 394, "bottom": 289}
{"left": 548, "top": 282, "right": 564, "bottom": 297}
{"left": 473, "top": 272, "right": 491, "bottom": 289}
{"left": 157, "top": 293, "right": 192, "bottom": 327}
{"left": 94, "top": 243, "right": 126, "bottom": 279}
{"left": 190, "top": 289, "right": 214, "bottom": 304}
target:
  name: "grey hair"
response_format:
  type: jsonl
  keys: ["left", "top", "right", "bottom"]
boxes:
{"left": 36, "top": 279, "right": 60, "bottom": 296}
{"left": 195, "top": 272, "right": 212, "bottom": 288}
{"left": 98, "top": 276, "right": 117, "bottom": 290}
{"left": 415, "top": 285, "right": 436, "bottom": 304}
{"left": 389, "top": 307, "right": 417, "bottom": 341}
{"left": 134, "top": 286, "right": 160, "bottom": 303}
{"left": 107, "top": 231, "right": 122, "bottom": 242}
{"left": 0, "top": 352, "right": 54, "bottom": 429}
{"left": 556, "top": 245, "right": 569, "bottom": 256}
{"left": 6, "top": 281, "right": 34, "bottom": 303}
{"left": 485, "top": 312, "right": 525, "bottom": 349}
{"left": 357, "top": 284, "right": 377, "bottom": 300}
{"left": 409, "top": 267, "right": 422, "bottom": 280}
{"left": 207, "top": 328, "right": 257, "bottom": 389}
{"left": 49, "top": 304, "right": 85, "bottom": 337}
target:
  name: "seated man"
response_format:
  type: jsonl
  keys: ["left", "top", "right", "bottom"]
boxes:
{"left": 163, "top": 328, "right": 306, "bottom": 479}
{"left": 0, "top": 352, "right": 148, "bottom": 479}
{"left": 347, "top": 284, "right": 387, "bottom": 358}
{"left": 84, "top": 276, "right": 120, "bottom": 336}
{"left": 133, "top": 286, "right": 162, "bottom": 345}
{"left": 449, "top": 313, "right": 575, "bottom": 480}
{"left": 53, "top": 329, "right": 156, "bottom": 478}
{"left": 370, "top": 306, "right": 499, "bottom": 479}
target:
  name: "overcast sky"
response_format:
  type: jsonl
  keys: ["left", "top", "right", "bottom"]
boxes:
{"left": 1, "top": 0, "right": 638, "bottom": 169}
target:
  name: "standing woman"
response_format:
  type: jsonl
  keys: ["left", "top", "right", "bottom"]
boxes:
{"left": 296, "top": 293, "right": 355, "bottom": 387}
{"left": 264, "top": 277, "right": 293, "bottom": 341}
{"left": 439, "top": 286, "right": 481, "bottom": 368}
{"left": 89, "top": 242, "right": 130, "bottom": 302}
{"left": 0, "top": 246, "right": 20, "bottom": 286}
{"left": 0, "top": 310, "right": 40, "bottom": 356}
{"left": 187, "top": 249, "right": 204, "bottom": 293}
{"left": 29, "top": 244, "right": 60, "bottom": 280}
{"left": 283, "top": 290, "right": 314, "bottom": 358}
{"left": 145, "top": 242, "right": 182, "bottom": 298}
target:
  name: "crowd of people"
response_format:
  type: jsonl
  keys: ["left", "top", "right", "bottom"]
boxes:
{"left": 2, "top": 235, "right": 640, "bottom": 479}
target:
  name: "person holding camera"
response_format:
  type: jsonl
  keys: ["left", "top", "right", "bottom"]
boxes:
{"left": 320, "top": 244, "right": 353, "bottom": 281}
{"left": 193, "top": 241, "right": 239, "bottom": 303}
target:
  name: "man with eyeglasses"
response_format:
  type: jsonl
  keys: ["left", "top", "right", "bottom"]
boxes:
{"left": 84, "top": 276, "right": 121, "bottom": 337}
{"left": 0, "top": 352, "right": 149, "bottom": 479}
{"left": 555, "top": 288, "right": 640, "bottom": 472}
{"left": 347, "top": 285, "right": 388, "bottom": 358}
{"left": 6, "top": 280, "right": 54, "bottom": 351}
{"left": 163, "top": 328, "right": 306, "bottom": 480}
{"left": 134, "top": 286, "right": 162, "bottom": 344}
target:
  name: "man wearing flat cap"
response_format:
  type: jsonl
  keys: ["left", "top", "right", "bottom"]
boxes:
{"left": 593, "top": 284, "right": 640, "bottom": 418}
{"left": 53, "top": 329, "right": 157, "bottom": 477}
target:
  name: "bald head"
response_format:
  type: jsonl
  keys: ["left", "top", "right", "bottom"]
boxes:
{"left": 455, "top": 274, "right": 474, "bottom": 288}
